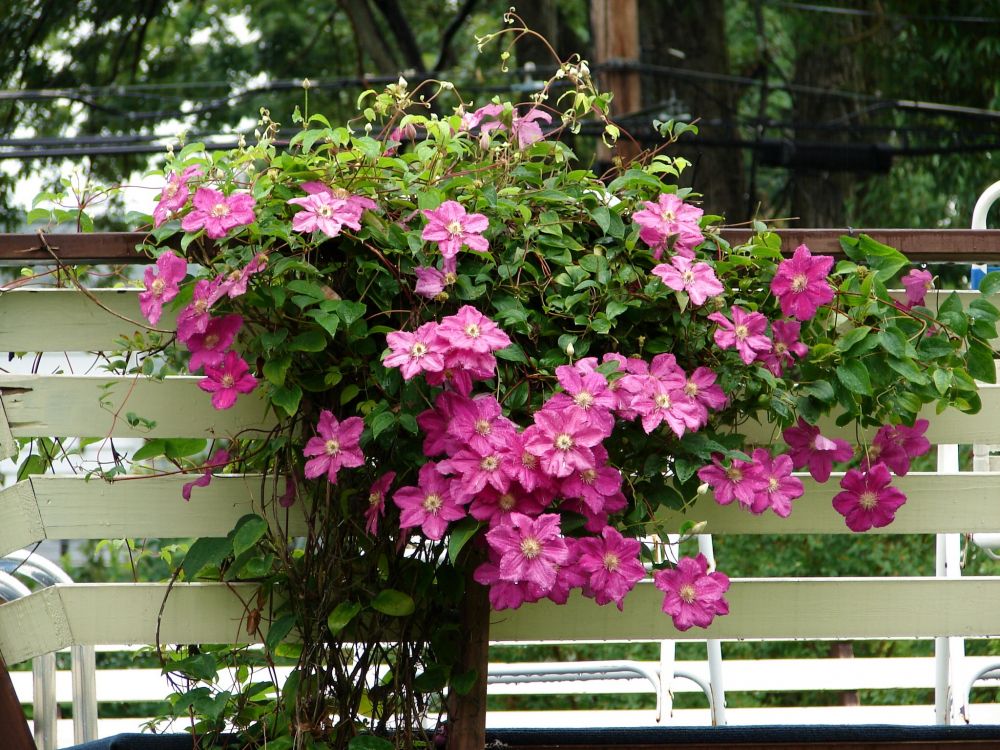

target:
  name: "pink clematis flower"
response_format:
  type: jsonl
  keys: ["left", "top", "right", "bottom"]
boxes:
{"left": 181, "top": 188, "right": 256, "bottom": 239}
{"left": 384, "top": 322, "right": 446, "bottom": 381}
{"left": 864, "top": 419, "right": 931, "bottom": 476}
{"left": 523, "top": 407, "right": 605, "bottom": 478}
{"left": 761, "top": 320, "right": 809, "bottom": 377}
{"left": 153, "top": 166, "right": 203, "bottom": 227}
{"left": 139, "top": 250, "right": 187, "bottom": 325}
{"left": 749, "top": 448, "right": 804, "bottom": 517}
{"left": 299, "top": 181, "right": 378, "bottom": 215}
{"left": 287, "top": 192, "right": 363, "bottom": 238}
{"left": 833, "top": 462, "right": 908, "bottom": 532}
{"left": 770, "top": 244, "right": 835, "bottom": 320}
{"left": 421, "top": 201, "right": 490, "bottom": 261}
{"left": 219, "top": 252, "right": 267, "bottom": 299}
{"left": 486, "top": 512, "right": 569, "bottom": 593}
{"left": 511, "top": 107, "right": 552, "bottom": 149}
{"left": 632, "top": 193, "right": 704, "bottom": 259}
{"left": 902, "top": 268, "right": 933, "bottom": 308}
{"left": 473, "top": 556, "right": 539, "bottom": 610}
{"left": 652, "top": 256, "right": 724, "bottom": 306}
{"left": 413, "top": 266, "right": 450, "bottom": 298}
{"left": 782, "top": 417, "right": 853, "bottom": 483}
{"left": 697, "top": 454, "right": 770, "bottom": 508}
{"left": 176, "top": 277, "right": 227, "bottom": 343}
{"left": 198, "top": 350, "right": 258, "bottom": 410}
{"left": 185, "top": 314, "right": 243, "bottom": 372}
{"left": 181, "top": 448, "right": 230, "bottom": 501}
{"left": 653, "top": 553, "right": 730, "bottom": 631}
{"left": 708, "top": 306, "right": 773, "bottom": 365}
{"left": 674, "top": 367, "right": 728, "bottom": 430}
{"left": 365, "top": 471, "right": 396, "bottom": 535}
{"left": 393, "top": 462, "right": 465, "bottom": 540}
{"left": 545, "top": 365, "right": 617, "bottom": 435}
{"left": 445, "top": 395, "right": 516, "bottom": 454}
{"left": 438, "top": 443, "right": 512, "bottom": 501}
{"left": 576, "top": 527, "right": 647, "bottom": 610}
{"left": 303, "top": 410, "right": 364, "bottom": 484}
{"left": 436, "top": 305, "right": 511, "bottom": 354}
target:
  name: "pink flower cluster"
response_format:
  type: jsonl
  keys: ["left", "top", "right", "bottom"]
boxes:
{"left": 780, "top": 417, "right": 931, "bottom": 531}
{"left": 698, "top": 448, "right": 805, "bottom": 518}
{"left": 460, "top": 103, "right": 552, "bottom": 150}
{"left": 287, "top": 181, "right": 376, "bottom": 238}
{"left": 421, "top": 201, "right": 490, "bottom": 274}
{"left": 381, "top": 312, "right": 736, "bottom": 629}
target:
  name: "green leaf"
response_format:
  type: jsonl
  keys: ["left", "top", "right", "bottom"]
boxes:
{"left": 329, "top": 300, "right": 367, "bottom": 326}
{"left": 495, "top": 343, "right": 527, "bottom": 363}
{"left": 886, "top": 356, "right": 929, "bottom": 385}
{"left": 369, "top": 411, "right": 395, "bottom": 440}
{"left": 447, "top": 518, "right": 482, "bottom": 565}
{"left": 932, "top": 368, "right": 952, "bottom": 395}
{"left": 967, "top": 341, "right": 997, "bottom": 383}
{"left": 327, "top": 602, "right": 363, "bottom": 636}
{"left": 260, "top": 329, "right": 288, "bottom": 351}
{"left": 289, "top": 329, "right": 327, "bottom": 352}
{"left": 272, "top": 384, "right": 303, "bottom": 416}
{"left": 340, "top": 384, "right": 360, "bottom": 405}
{"left": 231, "top": 514, "right": 268, "bottom": 558}
{"left": 450, "top": 668, "right": 479, "bottom": 696}
{"left": 132, "top": 439, "right": 167, "bottom": 461}
{"left": 590, "top": 205, "right": 611, "bottom": 233}
{"left": 182, "top": 537, "right": 231, "bottom": 579}
{"left": 877, "top": 328, "right": 910, "bottom": 359}
{"left": 835, "top": 326, "right": 872, "bottom": 353}
{"left": 836, "top": 360, "right": 873, "bottom": 395}
{"left": 265, "top": 614, "right": 296, "bottom": 652}
{"left": 164, "top": 438, "right": 207, "bottom": 460}
{"left": 348, "top": 736, "right": 393, "bottom": 750}
{"left": 263, "top": 354, "right": 292, "bottom": 387}
{"left": 413, "top": 664, "right": 449, "bottom": 692}
{"left": 800, "top": 380, "right": 835, "bottom": 402}
{"left": 371, "top": 589, "right": 415, "bottom": 617}
{"left": 980, "top": 271, "right": 1000, "bottom": 297}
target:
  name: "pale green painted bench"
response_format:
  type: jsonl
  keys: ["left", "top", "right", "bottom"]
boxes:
{"left": 3, "top": 231, "right": 1000, "bottom": 748}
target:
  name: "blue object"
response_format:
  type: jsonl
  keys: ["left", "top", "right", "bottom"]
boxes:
{"left": 970, "top": 264, "right": 1000, "bottom": 290}
{"left": 66, "top": 736, "right": 195, "bottom": 750}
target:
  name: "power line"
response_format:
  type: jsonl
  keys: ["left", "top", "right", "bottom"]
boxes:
{"left": 766, "top": 1, "right": 1000, "bottom": 24}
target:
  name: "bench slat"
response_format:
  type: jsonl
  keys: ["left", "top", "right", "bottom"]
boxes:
{"left": 0, "top": 374, "right": 275, "bottom": 459}
{"left": 657, "top": 471, "right": 1000, "bottom": 534}
{"left": 0, "top": 475, "right": 307, "bottom": 558}
{"left": 6, "top": 578, "right": 1000, "bottom": 664}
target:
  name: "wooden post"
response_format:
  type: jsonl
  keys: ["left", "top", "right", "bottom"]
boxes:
{"left": 446, "top": 560, "right": 491, "bottom": 750}
{"left": 0, "top": 657, "right": 35, "bottom": 750}
{"left": 591, "top": 0, "right": 642, "bottom": 166}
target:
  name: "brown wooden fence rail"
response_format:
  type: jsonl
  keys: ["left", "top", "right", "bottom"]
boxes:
{"left": 2, "top": 227, "right": 999, "bottom": 750}
{"left": 2, "top": 229, "right": 1000, "bottom": 265}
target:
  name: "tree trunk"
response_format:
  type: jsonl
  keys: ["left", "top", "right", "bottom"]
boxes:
{"left": 638, "top": 0, "right": 746, "bottom": 223}
{"left": 445, "top": 558, "right": 491, "bottom": 750}
{"left": 0, "top": 657, "right": 34, "bottom": 750}
{"left": 592, "top": 0, "right": 641, "bottom": 166}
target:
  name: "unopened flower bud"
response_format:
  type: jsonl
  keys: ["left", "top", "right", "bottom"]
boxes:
{"left": 565, "top": 341, "right": 575, "bottom": 358}
{"left": 697, "top": 482, "right": 711, "bottom": 495}
{"left": 302, "top": 78, "right": 312, "bottom": 90}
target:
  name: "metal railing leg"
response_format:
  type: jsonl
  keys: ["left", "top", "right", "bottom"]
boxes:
{"left": 697, "top": 535, "right": 727, "bottom": 726}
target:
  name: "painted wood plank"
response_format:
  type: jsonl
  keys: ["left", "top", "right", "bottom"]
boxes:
{"left": 0, "top": 583, "right": 261, "bottom": 665}
{"left": 6, "top": 578, "right": 1000, "bottom": 664}
{"left": 490, "top": 577, "right": 1000, "bottom": 642}
{"left": 0, "top": 475, "right": 307, "bottom": 558}
{"left": 0, "top": 288, "right": 175, "bottom": 353}
{"left": 657, "top": 471, "right": 1000, "bottom": 535}
{"left": 0, "top": 374, "right": 275, "bottom": 458}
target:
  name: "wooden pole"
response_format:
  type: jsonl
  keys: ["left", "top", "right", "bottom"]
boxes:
{"left": 445, "top": 559, "right": 491, "bottom": 750}
{"left": 0, "top": 657, "right": 36, "bottom": 750}
{"left": 591, "top": 0, "right": 642, "bottom": 166}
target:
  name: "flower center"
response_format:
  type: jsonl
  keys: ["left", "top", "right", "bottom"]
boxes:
{"left": 499, "top": 493, "right": 516, "bottom": 510}
{"left": 520, "top": 537, "right": 542, "bottom": 559}
{"left": 859, "top": 491, "right": 878, "bottom": 510}
{"left": 210, "top": 203, "right": 230, "bottom": 218}
{"left": 790, "top": 274, "right": 808, "bottom": 293}
{"left": 151, "top": 278, "right": 166, "bottom": 295}
{"left": 368, "top": 491, "right": 382, "bottom": 507}
{"left": 221, "top": 374, "right": 235, "bottom": 388}
{"left": 447, "top": 219, "right": 464, "bottom": 236}
{"left": 194, "top": 299, "right": 209, "bottom": 314}
{"left": 684, "top": 381, "right": 699, "bottom": 397}
{"left": 464, "top": 323, "right": 481, "bottom": 338}
{"left": 775, "top": 342, "right": 788, "bottom": 356}
{"left": 581, "top": 468, "right": 597, "bottom": 485}
{"left": 603, "top": 553, "right": 620, "bottom": 572}
{"left": 164, "top": 183, "right": 179, "bottom": 199}
{"left": 554, "top": 433, "right": 574, "bottom": 451}
{"left": 655, "top": 393, "right": 671, "bottom": 409}
{"left": 661, "top": 209, "right": 676, "bottom": 223}
{"left": 410, "top": 341, "right": 428, "bottom": 358}
{"left": 573, "top": 391, "right": 594, "bottom": 409}
{"left": 734, "top": 324, "right": 749, "bottom": 341}
{"left": 203, "top": 334, "right": 219, "bottom": 349}
{"left": 480, "top": 455, "right": 499, "bottom": 471}
{"left": 768, "top": 476, "right": 779, "bottom": 492}
{"left": 521, "top": 451, "right": 537, "bottom": 468}
{"left": 324, "top": 439, "right": 341, "bottom": 456}
{"left": 317, "top": 204, "right": 333, "bottom": 218}
{"left": 422, "top": 493, "right": 443, "bottom": 513}
{"left": 679, "top": 584, "right": 696, "bottom": 604}
{"left": 681, "top": 269, "right": 696, "bottom": 284}
{"left": 725, "top": 466, "right": 743, "bottom": 482}
{"left": 474, "top": 419, "right": 491, "bottom": 436}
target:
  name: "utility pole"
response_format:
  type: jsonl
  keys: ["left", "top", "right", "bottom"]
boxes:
{"left": 591, "top": 0, "right": 642, "bottom": 166}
